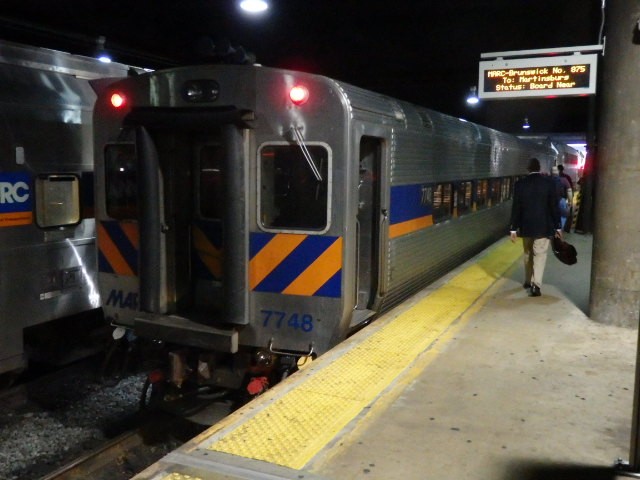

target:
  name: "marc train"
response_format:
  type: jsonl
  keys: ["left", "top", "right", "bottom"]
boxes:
{"left": 0, "top": 40, "right": 138, "bottom": 380}
{"left": 92, "top": 64, "right": 565, "bottom": 402}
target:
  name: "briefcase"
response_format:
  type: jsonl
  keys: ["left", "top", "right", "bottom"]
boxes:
{"left": 552, "top": 236, "right": 577, "bottom": 265}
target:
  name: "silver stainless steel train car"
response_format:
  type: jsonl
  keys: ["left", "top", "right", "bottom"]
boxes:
{"left": 519, "top": 135, "right": 584, "bottom": 185}
{"left": 0, "top": 40, "right": 137, "bottom": 379}
{"left": 92, "top": 64, "right": 559, "bottom": 402}
{"left": 551, "top": 141, "right": 583, "bottom": 184}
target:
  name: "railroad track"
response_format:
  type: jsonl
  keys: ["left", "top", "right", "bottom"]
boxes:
{"left": 41, "top": 430, "right": 150, "bottom": 480}
{"left": 0, "top": 355, "right": 232, "bottom": 480}
{"left": 40, "top": 408, "right": 222, "bottom": 480}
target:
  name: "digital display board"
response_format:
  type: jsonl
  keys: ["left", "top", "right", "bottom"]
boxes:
{"left": 478, "top": 53, "right": 598, "bottom": 99}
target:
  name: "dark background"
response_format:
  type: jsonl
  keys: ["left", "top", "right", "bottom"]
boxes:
{"left": 0, "top": 0, "right": 603, "bottom": 134}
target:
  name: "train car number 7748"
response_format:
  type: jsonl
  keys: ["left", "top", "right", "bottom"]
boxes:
{"left": 261, "top": 310, "right": 315, "bottom": 332}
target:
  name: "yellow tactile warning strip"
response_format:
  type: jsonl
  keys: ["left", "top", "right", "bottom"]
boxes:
{"left": 203, "top": 238, "right": 522, "bottom": 470}
{"left": 160, "top": 474, "right": 203, "bottom": 480}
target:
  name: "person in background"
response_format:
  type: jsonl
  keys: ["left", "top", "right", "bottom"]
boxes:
{"left": 557, "top": 164, "right": 574, "bottom": 190}
{"left": 551, "top": 165, "right": 572, "bottom": 230}
{"left": 510, "top": 158, "right": 562, "bottom": 297}
{"left": 557, "top": 164, "right": 574, "bottom": 232}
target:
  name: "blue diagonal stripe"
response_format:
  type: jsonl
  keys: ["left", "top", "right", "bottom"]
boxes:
{"left": 250, "top": 232, "right": 275, "bottom": 258}
{"left": 100, "top": 221, "right": 138, "bottom": 274}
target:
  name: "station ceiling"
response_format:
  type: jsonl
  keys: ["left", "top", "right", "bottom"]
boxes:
{"left": 0, "top": 0, "right": 602, "bottom": 134}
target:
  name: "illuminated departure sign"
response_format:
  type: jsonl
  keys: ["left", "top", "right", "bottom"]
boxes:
{"left": 478, "top": 53, "right": 598, "bottom": 99}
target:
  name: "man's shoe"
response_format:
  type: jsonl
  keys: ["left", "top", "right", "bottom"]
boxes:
{"left": 529, "top": 284, "right": 541, "bottom": 297}
{"left": 523, "top": 282, "right": 531, "bottom": 289}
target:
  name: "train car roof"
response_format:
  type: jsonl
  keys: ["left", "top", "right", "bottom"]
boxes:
{"left": 0, "top": 39, "right": 148, "bottom": 79}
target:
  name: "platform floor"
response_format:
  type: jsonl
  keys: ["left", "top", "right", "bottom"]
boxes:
{"left": 134, "top": 233, "right": 640, "bottom": 480}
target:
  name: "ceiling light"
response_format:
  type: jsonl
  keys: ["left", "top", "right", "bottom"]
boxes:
{"left": 466, "top": 86, "right": 479, "bottom": 105}
{"left": 240, "top": 0, "right": 269, "bottom": 13}
{"left": 95, "top": 35, "right": 112, "bottom": 63}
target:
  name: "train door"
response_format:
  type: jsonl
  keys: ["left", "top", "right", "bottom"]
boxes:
{"left": 192, "top": 142, "right": 224, "bottom": 313}
{"left": 353, "top": 136, "right": 384, "bottom": 324}
{"left": 189, "top": 130, "right": 247, "bottom": 327}
{"left": 102, "top": 119, "right": 247, "bottom": 348}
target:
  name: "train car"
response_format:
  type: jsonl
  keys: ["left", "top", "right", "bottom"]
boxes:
{"left": 520, "top": 135, "right": 584, "bottom": 185}
{"left": 0, "top": 40, "right": 139, "bottom": 380}
{"left": 551, "top": 140, "right": 583, "bottom": 185}
{"left": 92, "top": 64, "right": 559, "bottom": 404}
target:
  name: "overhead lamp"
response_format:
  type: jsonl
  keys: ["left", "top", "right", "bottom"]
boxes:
{"left": 522, "top": 117, "right": 531, "bottom": 130}
{"left": 95, "top": 36, "right": 112, "bottom": 63}
{"left": 466, "top": 86, "right": 479, "bottom": 105}
{"left": 239, "top": 0, "right": 269, "bottom": 13}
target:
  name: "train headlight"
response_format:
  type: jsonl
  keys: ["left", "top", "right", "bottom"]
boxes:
{"left": 182, "top": 80, "right": 220, "bottom": 102}
{"left": 289, "top": 85, "right": 309, "bottom": 105}
{"left": 183, "top": 82, "right": 203, "bottom": 101}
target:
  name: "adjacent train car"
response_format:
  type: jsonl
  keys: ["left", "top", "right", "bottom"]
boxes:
{"left": 551, "top": 140, "right": 583, "bottom": 184}
{"left": 0, "top": 40, "right": 137, "bottom": 379}
{"left": 92, "top": 64, "right": 559, "bottom": 402}
{"left": 520, "top": 135, "right": 584, "bottom": 185}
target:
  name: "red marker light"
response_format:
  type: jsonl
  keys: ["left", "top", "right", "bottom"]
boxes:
{"left": 110, "top": 93, "right": 126, "bottom": 108}
{"left": 289, "top": 85, "right": 309, "bottom": 105}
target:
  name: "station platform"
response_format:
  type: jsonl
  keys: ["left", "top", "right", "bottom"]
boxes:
{"left": 133, "top": 233, "right": 640, "bottom": 480}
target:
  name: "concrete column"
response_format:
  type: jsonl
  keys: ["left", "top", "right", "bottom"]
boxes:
{"left": 590, "top": 0, "right": 640, "bottom": 327}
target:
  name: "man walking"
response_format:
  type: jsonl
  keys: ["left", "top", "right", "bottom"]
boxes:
{"left": 557, "top": 164, "right": 574, "bottom": 232}
{"left": 550, "top": 165, "right": 572, "bottom": 230}
{"left": 509, "top": 158, "right": 562, "bottom": 297}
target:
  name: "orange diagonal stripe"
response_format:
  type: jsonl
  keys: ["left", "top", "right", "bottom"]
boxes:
{"left": 192, "top": 224, "right": 223, "bottom": 278}
{"left": 283, "top": 237, "right": 343, "bottom": 296}
{"left": 249, "top": 234, "right": 307, "bottom": 290}
{"left": 98, "top": 222, "right": 134, "bottom": 276}
{"left": 119, "top": 222, "right": 139, "bottom": 248}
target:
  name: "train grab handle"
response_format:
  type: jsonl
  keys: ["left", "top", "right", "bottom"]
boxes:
{"left": 378, "top": 209, "right": 389, "bottom": 296}
{"left": 268, "top": 338, "right": 315, "bottom": 358}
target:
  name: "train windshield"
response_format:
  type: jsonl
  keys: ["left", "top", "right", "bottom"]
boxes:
{"left": 199, "top": 145, "right": 223, "bottom": 220}
{"left": 259, "top": 144, "right": 329, "bottom": 231}
{"left": 104, "top": 144, "right": 137, "bottom": 219}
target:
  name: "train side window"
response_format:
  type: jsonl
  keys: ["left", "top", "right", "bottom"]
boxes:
{"left": 199, "top": 145, "right": 223, "bottom": 220}
{"left": 456, "top": 181, "right": 473, "bottom": 217}
{"left": 489, "top": 178, "right": 502, "bottom": 206}
{"left": 432, "top": 183, "right": 452, "bottom": 223}
{"left": 501, "top": 176, "right": 514, "bottom": 201}
{"left": 35, "top": 175, "right": 80, "bottom": 228}
{"left": 260, "top": 144, "right": 329, "bottom": 231}
{"left": 475, "top": 179, "right": 489, "bottom": 210}
{"left": 105, "top": 144, "right": 137, "bottom": 219}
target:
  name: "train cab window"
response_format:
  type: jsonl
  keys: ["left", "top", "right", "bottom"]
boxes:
{"left": 432, "top": 183, "right": 452, "bottom": 223}
{"left": 475, "top": 179, "right": 489, "bottom": 210}
{"left": 456, "top": 181, "right": 473, "bottom": 217}
{"left": 105, "top": 144, "right": 137, "bottom": 219}
{"left": 259, "top": 144, "right": 329, "bottom": 231}
{"left": 199, "top": 145, "right": 223, "bottom": 220}
{"left": 489, "top": 178, "right": 502, "bottom": 206}
{"left": 35, "top": 175, "right": 80, "bottom": 228}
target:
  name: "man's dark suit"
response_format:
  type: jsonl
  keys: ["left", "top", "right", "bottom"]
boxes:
{"left": 509, "top": 171, "right": 562, "bottom": 296}
{"left": 510, "top": 173, "right": 561, "bottom": 237}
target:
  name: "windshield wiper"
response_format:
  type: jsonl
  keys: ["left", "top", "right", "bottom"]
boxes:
{"left": 291, "top": 126, "right": 322, "bottom": 182}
